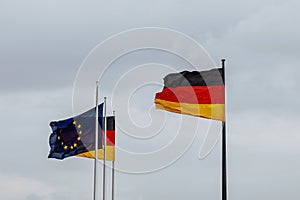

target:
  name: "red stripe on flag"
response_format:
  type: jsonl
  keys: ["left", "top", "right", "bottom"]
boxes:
{"left": 155, "top": 85, "right": 224, "bottom": 104}
{"left": 102, "top": 130, "right": 115, "bottom": 146}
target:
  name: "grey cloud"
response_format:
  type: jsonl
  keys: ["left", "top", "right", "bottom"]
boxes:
{"left": 26, "top": 194, "right": 43, "bottom": 200}
{"left": 203, "top": 1, "right": 300, "bottom": 115}
{"left": 0, "top": 0, "right": 289, "bottom": 92}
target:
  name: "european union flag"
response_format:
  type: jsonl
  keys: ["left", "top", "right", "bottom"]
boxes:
{"left": 48, "top": 104, "right": 103, "bottom": 160}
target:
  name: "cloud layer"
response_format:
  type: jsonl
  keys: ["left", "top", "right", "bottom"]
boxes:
{"left": 0, "top": 0, "right": 299, "bottom": 199}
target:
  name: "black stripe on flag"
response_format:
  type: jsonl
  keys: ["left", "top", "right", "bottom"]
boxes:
{"left": 163, "top": 68, "right": 224, "bottom": 88}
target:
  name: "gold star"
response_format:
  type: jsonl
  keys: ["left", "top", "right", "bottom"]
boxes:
{"left": 72, "top": 121, "right": 76, "bottom": 125}
{"left": 61, "top": 142, "right": 64, "bottom": 145}
{"left": 70, "top": 146, "right": 74, "bottom": 150}
{"left": 79, "top": 130, "right": 82, "bottom": 135}
{"left": 73, "top": 143, "right": 77, "bottom": 147}
{"left": 77, "top": 136, "right": 81, "bottom": 141}
{"left": 64, "top": 145, "right": 68, "bottom": 150}
{"left": 77, "top": 124, "right": 81, "bottom": 129}
{"left": 57, "top": 136, "right": 61, "bottom": 140}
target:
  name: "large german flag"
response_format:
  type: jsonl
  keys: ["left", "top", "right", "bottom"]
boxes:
{"left": 155, "top": 68, "right": 225, "bottom": 121}
{"left": 77, "top": 116, "right": 115, "bottom": 161}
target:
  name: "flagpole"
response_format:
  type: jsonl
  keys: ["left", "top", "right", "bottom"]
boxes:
{"left": 94, "top": 81, "right": 99, "bottom": 200}
{"left": 111, "top": 110, "right": 115, "bottom": 200}
{"left": 103, "top": 97, "right": 107, "bottom": 200}
{"left": 221, "top": 59, "right": 227, "bottom": 200}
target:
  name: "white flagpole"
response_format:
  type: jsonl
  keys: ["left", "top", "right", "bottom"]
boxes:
{"left": 103, "top": 97, "right": 107, "bottom": 200}
{"left": 93, "top": 81, "right": 99, "bottom": 200}
{"left": 111, "top": 110, "right": 115, "bottom": 200}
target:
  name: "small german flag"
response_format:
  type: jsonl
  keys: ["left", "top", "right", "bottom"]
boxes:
{"left": 154, "top": 68, "right": 225, "bottom": 121}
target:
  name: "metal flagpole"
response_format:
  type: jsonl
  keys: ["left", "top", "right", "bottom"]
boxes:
{"left": 221, "top": 59, "right": 227, "bottom": 200}
{"left": 103, "top": 97, "right": 107, "bottom": 200}
{"left": 111, "top": 154, "right": 115, "bottom": 200}
{"left": 111, "top": 110, "right": 115, "bottom": 200}
{"left": 93, "top": 81, "right": 99, "bottom": 200}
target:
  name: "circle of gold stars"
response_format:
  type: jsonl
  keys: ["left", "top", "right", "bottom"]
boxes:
{"left": 57, "top": 120, "right": 83, "bottom": 151}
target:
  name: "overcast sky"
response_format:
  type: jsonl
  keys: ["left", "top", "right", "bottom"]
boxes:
{"left": 1, "top": 0, "right": 300, "bottom": 200}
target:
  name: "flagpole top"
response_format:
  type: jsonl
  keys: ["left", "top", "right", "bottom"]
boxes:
{"left": 221, "top": 59, "right": 225, "bottom": 84}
